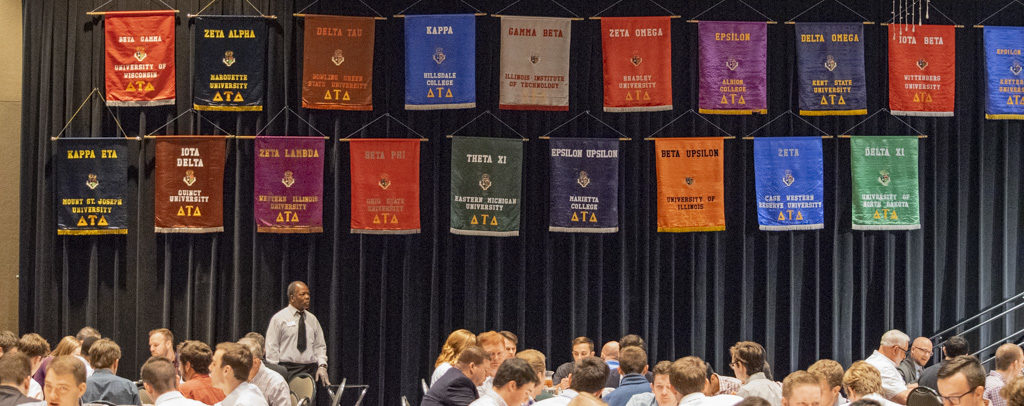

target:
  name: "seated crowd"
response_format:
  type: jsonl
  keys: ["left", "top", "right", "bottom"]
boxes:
{"left": 422, "top": 329, "right": 1024, "bottom": 406}
{"left": 0, "top": 327, "right": 292, "bottom": 406}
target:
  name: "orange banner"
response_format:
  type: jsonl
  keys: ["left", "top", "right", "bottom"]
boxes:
{"left": 302, "top": 15, "right": 376, "bottom": 110}
{"left": 104, "top": 10, "right": 176, "bottom": 106}
{"left": 600, "top": 17, "right": 673, "bottom": 112}
{"left": 349, "top": 139, "right": 421, "bottom": 234}
{"left": 888, "top": 24, "right": 955, "bottom": 116}
{"left": 655, "top": 138, "right": 725, "bottom": 232}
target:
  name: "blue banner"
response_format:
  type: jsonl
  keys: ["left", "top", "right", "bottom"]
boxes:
{"left": 56, "top": 138, "right": 129, "bottom": 235}
{"left": 795, "top": 23, "right": 867, "bottom": 116}
{"left": 404, "top": 14, "right": 476, "bottom": 110}
{"left": 754, "top": 137, "right": 824, "bottom": 231}
{"left": 984, "top": 26, "right": 1024, "bottom": 119}
{"left": 549, "top": 138, "right": 619, "bottom": 233}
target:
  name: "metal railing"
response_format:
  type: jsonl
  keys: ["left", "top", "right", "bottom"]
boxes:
{"left": 927, "top": 290, "right": 1024, "bottom": 366}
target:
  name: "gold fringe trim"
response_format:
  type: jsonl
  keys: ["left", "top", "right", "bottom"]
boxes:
{"left": 985, "top": 114, "right": 1024, "bottom": 120}
{"left": 800, "top": 109, "right": 868, "bottom": 116}
{"left": 193, "top": 104, "right": 264, "bottom": 112}
{"left": 58, "top": 229, "right": 128, "bottom": 235}
{"left": 257, "top": 226, "right": 323, "bottom": 233}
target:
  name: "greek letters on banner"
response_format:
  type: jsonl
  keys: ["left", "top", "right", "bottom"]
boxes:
{"left": 349, "top": 139, "right": 421, "bottom": 234}
{"left": 549, "top": 138, "right": 619, "bottom": 233}
{"left": 404, "top": 14, "right": 476, "bottom": 110}
{"left": 193, "top": 16, "right": 266, "bottom": 111}
{"left": 850, "top": 136, "right": 920, "bottom": 230}
{"left": 655, "top": 138, "right": 725, "bottom": 232}
{"left": 984, "top": 26, "right": 1024, "bottom": 119}
{"left": 499, "top": 16, "right": 571, "bottom": 111}
{"left": 302, "top": 15, "right": 375, "bottom": 110}
{"left": 601, "top": 17, "right": 673, "bottom": 112}
{"left": 795, "top": 23, "right": 867, "bottom": 116}
{"left": 254, "top": 137, "right": 324, "bottom": 233}
{"left": 698, "top": 21, "right": 767, "bottom": 115}
{"left": 104, "top": 11, "right": 175, "bottom": 106}
{"left": 153, "top": 137, "right": 226, "bottom": 233}
{"left": 450, "top": 137, "right": 523, "bottom": 236}
{"left": 888, "top": 24, "right": 955, "bottom": 116}
{"left": 754, "top": 137, "right": 824, "bottom": 231}
{"left": 56, "top": 138, "right": 128, "bottom": 235}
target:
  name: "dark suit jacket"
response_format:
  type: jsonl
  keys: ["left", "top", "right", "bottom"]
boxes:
{"left": 0, "top": 385, "right": 43, "bottom": 405}
{"left": 421, "top": 368, "right": 478, "bottom": 406}
{"left": 604, "top": 370, "right": 653, "bottom": 389}
{"left": 917, "top": 361, "right": 946, "bottom": 391}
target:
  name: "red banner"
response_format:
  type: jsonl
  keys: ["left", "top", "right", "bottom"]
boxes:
{"left": 104, "top": 10, "right": 175, "bottom": 106}
{"left": 888, "top": 24, "right": 955, "bottom": 116}
{"left": 349, "top": 139, "right": 421, "bottom": 234}
{"left": 601, "top": 17, "right": 673, "bottom": 112}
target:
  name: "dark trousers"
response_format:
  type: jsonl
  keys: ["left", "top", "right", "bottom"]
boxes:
{"left": 278, "top": 361, "right": 330, "bottom": 406}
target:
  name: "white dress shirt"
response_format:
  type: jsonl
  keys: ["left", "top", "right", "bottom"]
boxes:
{"left": 75, "top": 355, "right": 95, "bottom": 378}
{"left": 678, "top": 392, "right": 744, "bottom": 406}
{"left": 469, "top": 388, "right": 509, "bottom": 406}
{"left": 27, "top": 378, "right": 42, "bottom": 399}
{"left": 736, "top": 373, "right": 782, "bottom": 406}
{"left": 266, "top": 305, "right": 328, "bottom": 366}
{"left": 154, "top": 390, "right": 210, "bottom": 406}
{"left": 533, "top": 389, "right": 580, "bottom": 406}
{"left": 851, "top": 393, "right": 902, "bottom": 406}
{"left": 216, "top": 382, "right": 269, "bottom": 406}
{"left": 432, "top": 362, "right": 453, "bottom": 386}
{"left": 251, "top": 363, "right": 291, "bottom": 406}
{"left": 864, "top": 351, "right": 908, "bottom": 399}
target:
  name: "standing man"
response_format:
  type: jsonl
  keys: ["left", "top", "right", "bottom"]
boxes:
{"left": 896, "top": 337, "right": 932, "bottom": 385}
{"left": 209, "top": 343, "right": 267, "bottom": 406}
{"left": 266, "top": 281, "right": 329, "bottom": 387}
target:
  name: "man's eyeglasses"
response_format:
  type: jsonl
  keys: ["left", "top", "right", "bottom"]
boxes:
{"left": 940, "top": 386, "right": 980, "bottom": 405}
{"left": 912, "top": 346, "right": 934, "bottom": 355}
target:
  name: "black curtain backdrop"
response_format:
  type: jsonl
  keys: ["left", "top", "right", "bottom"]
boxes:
{"left": 19, "top": 0, "right": 1024, "bottom": 405}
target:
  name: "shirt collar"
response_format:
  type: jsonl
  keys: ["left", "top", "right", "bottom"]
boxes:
{"left": 155, "top": 391, "right": 187, "bottom": 404}
{"left": 872, "top": 350, "right": 898, "bottom": 367}
{"left": 288, "top": 304, "right": 304, "bottom": 315}
{"left": 679, "top": 392, "right": 706, "bottom": 406}
{"left": 484, "top": 388, "right": 509, "bottom": 406}
{"left": 745, "top": 372, "right": 767, "bottom": 384}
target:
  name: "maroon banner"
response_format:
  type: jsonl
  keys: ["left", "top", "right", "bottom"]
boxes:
{"left": 302, "top": 15, "right": 376, "bottom": 110}
{"left": 104, "top": 10, "right": 176, "bottom": 106}
{"left": 154, "top": 136, "right": 226, "bottom": 233}
{"left": 254, "top": 136, "right": 325, "bottom": 233}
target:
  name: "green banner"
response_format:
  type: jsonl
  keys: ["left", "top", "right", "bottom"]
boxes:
{"left": 851, "top": 136, "right": 920, "bottom": 230}
{"left": 450, "top": 137, "right": 523, "bottom": 236}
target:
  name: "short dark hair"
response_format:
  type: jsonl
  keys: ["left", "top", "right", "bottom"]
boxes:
{"left": 75, "top": 327, "right": 100, "bottom": 342}
{"left": 500, "top": 331, "right": 518, "bottom": 345}
{"left": 216, "top": 342, "right": 253, "bottom": 382}
{"left": 736, "top": 397, "right": 773, "bottom": 406}
{"left": 0, "top": 352, "right": 32, "bottom": 385}
{"left": 0, "top": 331, "right": 17, "bottom": 353}
{"left": 572, "top": 337, "right": 594, "bottom": 352}
{"left": 456, "top": 346, "right": 489, "bottom": 367}
{"left": 48, "top": 355, "right": 86, "bottom": 385}
{"left": 493, "top": 358, "right": 539, "bottom": 388}
{"left": 938, "top": 355, "right": 986, "bottom": 389}
{"left": 652, "top": 361, "right": 673, "bottom": 377}
{"left": 620, "top": 334, "right": 646, "bottom": 351}
{"left": 89, "top": 339, "right": 121, "bottom": 370}
{"left": 17, "top": 333, "right": 49, "bottom": 358}
{"left": 570, "top": 356, "right": 610, "bottom": 394}
{"left": 730, "top": 341, "right": 767, "bottom": 375}
{"left": 619, "top": 346, "right": 647, "bottom": 375}
{"left": 944, "top": 336, "right": 969, "bottom": 358}
{"left": 81, "top": 336, "right": 99, "bottom": 357}
{"left": 141, "top": 356, "right": 177, "bottom": 394}
{"left": 849, "top": 400, "right": 883, "bottom": 406}
{"left": 178, "top": 340, "right": 214, "bottom": 374}
{"left": 670, "top": 356, "right": 706, "bottom": 395}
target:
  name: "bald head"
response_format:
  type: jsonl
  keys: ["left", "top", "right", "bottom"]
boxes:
{"left": 909, "top": 337, "right": 933, "bottom": 367}
{"left": 287, "top": 281, "right": 310, "bottom": 311}
{"left": 995, "top": 344, "right": 1024, "bottom": 373}
{"left": 601, "top": 342, "right": 619, "bottom": 361}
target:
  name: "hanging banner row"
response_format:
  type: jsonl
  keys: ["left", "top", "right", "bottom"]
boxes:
{"left": 102, "top": 11, "right": 1024, "bottom": 119}
{"left": 54, "top": 135, "right": 920, "bottom": 237}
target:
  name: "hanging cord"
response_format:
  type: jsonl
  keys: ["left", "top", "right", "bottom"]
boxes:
{"left": 786, "top": 0, "right": 869, "bottom": 22}
{"left": 538, "top": 110, "right": 627, "bottom": 139}
{"left": 143, "top": 109, "right": 237, "bottom": 137}
{"left": 976, "top": 0, "right": 1024, "bottom": 26}
{"left": 397, "top": 0, "right": 483, "bottom": 15}
{"left": 193, "top": 0, "right": 269, "bottom": 17}
{"left": 593, "top": 0, "right": 675, "bottom": 17}
{"left": 52, "top": 89, "right": 133, "bottom": 141}
{"left": 839, "top": 108, "right": 927, "bottom": 136}
{"left": 689, "top": 0, "right": 772, "bottom": 21}
{"left": 495, "top": 0, "right": 581, "bottom": 17}
{"left": 89, "top": 0, "right": 175, "bottom": 13}
{"left": 646, "top": 109, "right": 734, "bottom": 139}
{"left": 341, "top": 113, "right": 426, "bottom": 140}
{"left": 295, "top": 0, "right": 385, "bottom": 18}
{"left": 743, "top": 110, "right": 831, "bottom": 139}
{"left": 253, "top": 106, "right": 330, "bottom": 138}
{"left": 445, "top": 111, "right": 526, "bottom": 140}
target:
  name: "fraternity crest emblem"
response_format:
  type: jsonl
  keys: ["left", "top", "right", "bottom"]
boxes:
{"left": 331, "top": 49, "right": 345, "bottom": 66}
{"left": 916, "top": 58, "right": 928, "bottom": 70}
{"left": 433, "top": 48, "right": 446, "bottom": 65}
{"left": 134, "top": 47, "right": 147, "bottom": 62}
{"left": 85, "top": 173, "right": 99, "bottom": 190}
{"left": 479, "top": 173, "right": 492, "bottom": 191}
{"left": 824, "top": 55, "right": 837, "bottom": 72}
{"left": 782, "top": 170, "right": 795, "bottom": 187}
{"left": 685, "top": 177, "right": 694, "bottom": 186}
{"left": 877, "top": 169, "right": 891, "bottom": 186}
{"left": 576, "top": 170, "right": 591, "bottom": 188}
{"left": 183, "top": 170, "right": 197, "bottom": 187}
{"left": 378, "top": 174, "right": 391, "bottom": 190}
{"left": 630, "top": 54, "right": 643, "bottom": 67}
{"left": 530, "top": 54, "right": 540, "bottom": 64}
{"left": 222, "top": 50, "right": 236, "bottom": 67}
{"left": 726, "top": 57, "right": 739, "bottom": 71}
{"left": 282, "top": 170, "right": 295, "bottom": 188}
{"left": 1011, "top": 61, "right": 1023, "bottom": 76}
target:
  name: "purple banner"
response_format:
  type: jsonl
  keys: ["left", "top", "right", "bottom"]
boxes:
{"left": 698, "top": 21, "right": 768, "bottom": 115}
{"left": 254, "top": 136, "right": 324, "bottom": 233}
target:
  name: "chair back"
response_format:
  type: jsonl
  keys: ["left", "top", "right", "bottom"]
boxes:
{"left": 290, "top": 372, "right": 317, "bottom": 405}
{"left": 291, "top": 392, "right": 299, "bottom": 406}
{"left": 421, "top": 379, "right": 429, "bottom": 394}
{"left": 139, "top": 387, "right": 153, "bottom": 404}
{"left": 907, "top": 386, "right": 943, "bottom": 406}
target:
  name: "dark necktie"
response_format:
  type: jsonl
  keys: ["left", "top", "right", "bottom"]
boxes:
{"left": 297, "top": 311, "right": 307, "bottom": 352}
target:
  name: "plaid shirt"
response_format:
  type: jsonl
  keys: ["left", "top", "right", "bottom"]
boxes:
{"left": 984, "top": 371, "right": 1007, "bottom": 406}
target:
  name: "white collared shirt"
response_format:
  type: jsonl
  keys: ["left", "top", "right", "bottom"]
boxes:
{"left": 736, "top": 373, "right": 782, "bottom": 406}
{"left": 216, "top": 382, "right": 269, "bottom": 406}
{"left": 469, "top": 388, "right": 509, "bottom": 406}
{"left": 534, "top": 389, "right": 580, "bottom": 406}
{"left": 679, "top": 392, "right": 744, "bottom": 406}
{"left": 27, "top": 378, "right": 42, "bottom": 399}
{"left": 251, "top": 364, "right": 291, "bottom": 406}
{"left": 266, "top": 305, "right": 328, "bottom": 366}
{"left": 865, "top": 351, "right": 908, "bottom": 398}
{"left": 155, "top": 390, "right": 210, "bottom": 406}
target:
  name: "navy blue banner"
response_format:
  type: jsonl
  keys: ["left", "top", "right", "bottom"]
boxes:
{"left": 193, "top": 16, "right": 267, "bottom": 111}
{"left": 404, "top": 14, "right": 476, "bottom": 110}
{"left": 984, "top": 26, "right": 1024, "bottom": 119}
{"left": 795, "top": 23, "right": 867, "bottom": 116}
{"left": 754, "top": 137, "right": 824, "bottom": 231}
{"left": 549, "top": 138, "right": 619, "bottom": 233}
{"left": 55, "top": 138, "right": 128, "bottom": 235}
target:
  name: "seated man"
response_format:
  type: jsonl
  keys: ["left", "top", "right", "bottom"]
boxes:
{"left": 843, "top": 361, "right": 900, "bottom": 406}
{"left": 238, "top": 337, "right": 290, "bottom": 406}
{"left": 536, "top": 357, "right": 610, "bottom": 406}
{"left": 0, "top": 352, "right": 43, "bottom": 405}
{"left": 177, "top": 340, "right": 226, "bottom": 404}
{"left": 422, "top": 346, "right": 490, "bottom": 406}
{"left": 210, "top": 342, "right": 268, "bottom": 406}
{"left": 81, "top": 339, "right": 141, "bottom": 405}
{"left": 469, "top": 359, "right": 539, "bottom": 406}
{"left": 808, "top": 359, "right": 846, "bottom": 406}
{"left": 731, "top": 341, "right": 782, "bottom": 406}
{"left": 604, "top": 347, "right": 651, "bottom": 406}
{"left": 140, "top": 356, "right": 207, "bottom": 406}
{"left": 553, "top": 337, "right": 595, "bottom": 389}
{"left": 781, "top": 372, "right": 820, "bottom": 406}
{"left": 936, "top": 356, "right": 987, "bottom": 406}
{"left": 43, "top": 356, "right": 88, "bottom": 406}
{"left": 624, "top": 361, "right": 680, "bottom": 406}
{"left": 670, "top": 356, "right": 742, "bottom": 406}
